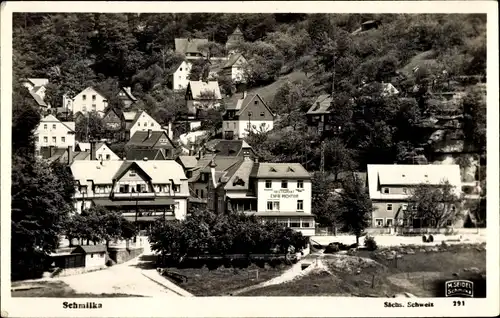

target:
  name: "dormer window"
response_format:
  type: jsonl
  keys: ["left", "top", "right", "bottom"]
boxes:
{"left": 269, "top": 167, "right": 277, "bottom": 172}
{"left": 287, "top": 167, "right": 295, "bottom": 173}
{"left": 233, "top": 177, "right": 245, "bottom": 186}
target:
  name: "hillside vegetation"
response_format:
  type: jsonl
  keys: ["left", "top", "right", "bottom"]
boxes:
{"left": 13, "top": 13, "right": 486, "bottom": 169}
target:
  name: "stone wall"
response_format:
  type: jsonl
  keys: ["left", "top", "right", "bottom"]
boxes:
{"left": 53, "top": 265, "right": 107, "bottom": 277}
{"left": 108, "top": 247, "right": 144, "bottom": 264}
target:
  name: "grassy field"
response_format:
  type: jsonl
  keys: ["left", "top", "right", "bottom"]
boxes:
{"left": 161, "top": 263, "right": 290, "bottom": 296}
{"left": 11, "top": 280, "right": 143, "bottom": 298}
{"left": 241, "top": 245, "right": 486, "bottom": 297}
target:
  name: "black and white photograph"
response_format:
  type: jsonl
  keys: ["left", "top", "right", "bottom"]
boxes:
{"left": 1, "top": 1, "right": 498, "bottom": 317}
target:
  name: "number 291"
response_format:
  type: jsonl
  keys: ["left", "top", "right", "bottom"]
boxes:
{"left": 453, "top": 300, "right": 465, "bottom": 306}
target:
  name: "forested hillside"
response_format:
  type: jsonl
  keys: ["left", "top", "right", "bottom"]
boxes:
{"left": 13, "top": 13, "right": 487, "bottom": 172}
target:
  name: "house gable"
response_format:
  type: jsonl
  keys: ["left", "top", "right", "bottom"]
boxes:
{"left": 73, "top": 87, "right": 107, "bottom": 101}
{"left": 237, "top": 94, "right": 274, "bottom": 121}
{"left": 103, "top": 109, "right": 123, "bottom": 130}
{"left": 113, "top": 162, "right": 152, "bottom": 184}
{"left": 153, "top": 132, "right": 175, "bottom": 149}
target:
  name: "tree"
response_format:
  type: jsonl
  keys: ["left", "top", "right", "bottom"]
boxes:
{"left": 11, "top": 156, "right": 74, "bottom": 280}
{"left": 75, "top": 112, "right": 105, "bottom": 141}
{"left": 311, "top": 172, "right": 338, "bottom": 229}
{"left": 406, "top": 180, "right": 463, "bottom": 228}
{"left": 12, "top": 84, "right": 41, "bottom": 159}
{"left": 50, "top": 161, "right": 76, "bottom": 204}
{"left": 462, "top": 87, "right": 486, "bottom": 152}
{"left": 336, "top": 173, "right": 372, "bottom": 245}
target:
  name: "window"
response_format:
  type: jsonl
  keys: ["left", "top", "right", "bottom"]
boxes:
{"left": 44, "top": 136, "right": 48, "bottom": 143}
{"left": 180, "top": 67, "right": 183, "bottom": 71}
{"left": 267, "top": 201, "right": 273, "bottom": 210}
{"left": 61, "top": 137, "right": 66, "bottom": 143}
{"left": 136, "top": 184, "right": 141, "bottom": 193}
{"left": 174, "top": 185, "right": 180, "bottom": 192}
{"left": 273, "top": 201, "right": 280, "bottom": 211}
{"left": 52, "top": 124, "right": 56, "bottom": 129}
{"left": 412, "top": 205, "right": 418, "bottom": 211}
{"left": 82, "top": 95, "right": 86, "bottom": 100}
{"left": 91, "top": 254, "right": 94, "bottom": 258}
{"left": 226, "top": 122, "right": 230, "bottom": 128}
{"left": 375, "top": 218, "right": 384, "bottom": 227}
{"left": 297, "top": 180, "right": 304, "bottom": 188}
{"left": 383, "top": 188, "right": 389, "bottom": 194}
{"left": 446, "top": 220, "right": 453, "bottom": 226}
{"left": 403, "top": 188, "right": 407, "bottom": 194}
{"left": 387, "top": 204, "right": 393, "bottom": 211}
{"left": 82, "top": 105, "right": 87, "bottom": 112}
{"left": 92, "top": 104, "right": 97, "bottom": 110}
{"left": 196, "top": 189, "right": 199, "bottom": 196}
{"left": 260, "top": 112, "right": 265, "bottom": 117}
{"left": 52, "top": 137, "right": 56, "bottom": 143}
{"left": 402, "top": 203, "right": 408, "bottom": 210}
{"left": 151, "top": 123, "right": 154, "bottom": 127}
{"left": 254, "top": 100, "right": 258, "bottom": 105}
{"left": 44, "top": 124, "right": 47, "bottom": 129}
{"left": 450, "top": 205, "right": 456, "bottom": 212}
{"left": 281, "top": 180, "right": 288, "bottom": 189}
{"left": 290, "top": 218, "right": 301, "bottom": 228}
{"left": 92, "top": 95, "right": 96, "bottom": 101}
{"left": 138, "top": 123, "right": 141, "bottom": 127}
{"left": 129, "top": 171, "right": 136, "bottom": 177}
{"left": 297, "top": 200, "right": 304, "bottom": 211}
{"left": 265, "top": 180, "right": 272, "bottom": 189}
{"left": 106, "top": 154, "right": 110, "bottom": 160}
{"left": 386, "top": 218, "right": 393, "bottom": 227}
{"left": 200, "top": 189, "right": 204, "bottom": 198}
{"left": 301, "top": 221, "right": 311, "bottom": 228}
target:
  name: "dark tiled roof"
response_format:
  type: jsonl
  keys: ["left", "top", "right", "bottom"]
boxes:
{"left": 126, "top": 148, "right": 166, "bottom": 160}
{"left": 177, "top": 156, "right": 198, "bottom": 169}
{"left": 223, "top": 53, "right": 244, "bottom": 69}
{"left": 205, "top": 139, "right": 244, "bottom": 156}
{"left": 175, "top": 38, "right": 209, "bottom": 55}
{"left": 73, "top": 245, "right": 107, "bottom": 254}
{"left": 250, "top": 163, "right": 311, "bottom": 179}
{"left": 126, "top": 131, "right": 174, "bottom": 149}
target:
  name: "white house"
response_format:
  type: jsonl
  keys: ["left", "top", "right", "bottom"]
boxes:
{"left": 71, "top": 87, "right": 108, "bottom": 117}
{"left": 185, "top": 81, "right": 222, "bottom": 110}
{"left": 222, "top": 92, "right": 274, "bottom": 140}
{"left": 209, "top": 159, "right": 315, "bottom": 237}
{"left": 125, "top": 110, "right": 165, "bottom": 141}
{"left": 70, "top": 159, "right": 189, "bottom": 231}
{"left": 20, "top": 78, "right": 49, "bottom": 91}
{"left": 35, "top": 115, "right": 76, "bottom": 156}
{"left": 169, "top": 60, "right": 192, "bottom": 90}
{"left": 20, "top": 78, "right": 51, "bottom": 109}
{"left": 221, "top": 53, "right": 247, "bottom": 83}
{"left": 367, "top": 164, "right": 463, "bottom": 228}
{"left": 93, "top": 142, "right": 121, "bottom": 161}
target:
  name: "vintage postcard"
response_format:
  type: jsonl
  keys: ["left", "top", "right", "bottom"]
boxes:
{"left": 1, "top": 1, "right": 498, "bottom": 317}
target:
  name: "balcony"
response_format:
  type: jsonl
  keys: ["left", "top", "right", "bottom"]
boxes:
{"left": 111, "top": 192, "right": 156, "bottom": 200}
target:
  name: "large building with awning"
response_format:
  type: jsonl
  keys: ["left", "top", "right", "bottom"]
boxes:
{"left": 70, "top": 159, "right": 189, "bottom": 230}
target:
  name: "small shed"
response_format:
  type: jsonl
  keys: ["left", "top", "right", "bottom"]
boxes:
{"left": 72, "top": 245, "right": 107, "bottom": 268}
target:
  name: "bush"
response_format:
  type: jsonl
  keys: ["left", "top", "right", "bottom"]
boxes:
{"left": 324, "top": 243, "right": 340, "bottom": 254}
{"left": 106, "top": 259, "right": 115, "bottom": 267}
{"left": 364, "top": 235, "right": 378, "bottom": 251}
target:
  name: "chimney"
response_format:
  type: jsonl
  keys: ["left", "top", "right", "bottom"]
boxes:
{"left": 67, "top": 145, "right": 73, "bottom": 165}
{"left": 147, "top": 129, "right": 152, "bottom": 139}
{"left": 168, "top": 121, "right": 174, "bottom": 140}
{"left": 49, "top": 146, "right": 55, "bottom": 158}
{"left": 90, "top": 141, "right": 96, "bottom": 160}
{"left": 209, "top": 159, "right": 218, "bottom": 188}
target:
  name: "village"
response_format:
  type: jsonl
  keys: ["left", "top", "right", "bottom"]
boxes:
{"left": 11, "top": 13, "right": 487, "bottom": 298}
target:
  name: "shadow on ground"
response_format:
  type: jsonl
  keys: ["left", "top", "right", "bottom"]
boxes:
{"left": 129, "top": 254, "right": 158, "bottom": 270}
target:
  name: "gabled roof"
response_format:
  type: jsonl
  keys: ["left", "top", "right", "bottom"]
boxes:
{"left": 119, "top": 87, "right": 137, "bottom": 102}
{"left": 250, "top": 163, "right": 311, "bottom": 179}
{"left": 187, "top": 81, "right": 222, "bottom": 100}
{"left": 123, "top": 111, "right": 138, "bottom": 121}
{"left": 29, "top": 90, "right": 48, "bottom": 107}
{"left": 366, "top": 164, "right": 462, "bottom": 200}
{"left": 175, "top": 38, "right": 209, "bottom": 55}
{"left": 204, "top": 139, "right": 254, "bottom": 157}
{"left": 224, "top": 160, "right": 254, "bottom": 191}
{"left": 201, "top": 156, "right": 243, "bottom": 174}
{"left": 177, "top": 156, "right": 198, "bottom": 169}
{"left": 187, "top": 154, "right": 216, "bottom": 183}
{"left": 231, "top": 27, "right": 243, "bottom": 36}
{"left": 307, "top": 94, "right": 333, "bottom": 115}
{"left": 225, "top": 93, "right": 274, "bottom": 117}
{"left": 126, "top": 130, "right": 174, "bottom": 149}
{"left": 39, "top": 115, "right": 75, "bottom": 132}
{"left": 74, "top": 86, "right": 108, "bottom": 100}
{"left": 167, "top": 60, "right": 190, "bottom": 75}
{"left": 126, "top": 148, "right": 166, "bottom": 161}
{"left": 222, "top": 53, "right": 245, "bottom": 69}
{"left": 113, "top": 161, "right": 152, "bottom": 182}
{"left": 71, "top": 160, "right": 187, "bottom": 185}
{"left": 22, "top": 78, "right": 49, "bottom": 87}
